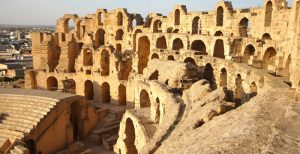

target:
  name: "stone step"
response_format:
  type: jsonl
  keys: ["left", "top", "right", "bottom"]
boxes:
{"left": 1, "top": 119, "right": 34, "bottom": 130}
{"left": 0, "top": 123, "right": 31, "bottom": 134}
{"left": 0, "top": 107, "right": 46, "bottom": 118}
{"left": 0, "top": 101, "right": 54, "bottom": 112}
{"left": 3, "top": 116, "right": 38, "bottom": 126}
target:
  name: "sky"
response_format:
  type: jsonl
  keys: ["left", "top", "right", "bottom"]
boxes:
{"left": 0, "top": 0, "right": 293, "bottom": 25}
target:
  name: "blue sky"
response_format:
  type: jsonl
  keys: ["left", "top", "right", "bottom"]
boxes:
{"left": 0, "top": 0, "right": 293, "bottom": 25}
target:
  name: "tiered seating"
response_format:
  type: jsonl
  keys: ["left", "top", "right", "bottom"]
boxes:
{"left": 0, "top": 94, "right": 59, "bottom": 147}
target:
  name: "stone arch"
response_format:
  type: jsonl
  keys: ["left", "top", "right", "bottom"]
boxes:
{"left": 263, "top": 47, "right": 277, "bottom": 69}
{"left": 172, "top": 38, "right": 184, "bottom": 50}
{"left": 149, "top": 70, "right": 159, "bottom": 80}
{"left": 117, "top": 12, "right": 123, "bottom": 26}
{"left": 214, "top": 31, "right": 223, "bottom": 36}
{"left": 265, "top": 1, "right": 273, "bottom": 27}
{"left": 119, "top": 84, "right": 126, "bottom": 106}
{"left": 133, "top": 29, "right": 143, "bottom": 52}
{"left": 204, "top": 63, "right": 216, "bottom": 89}
{"left": 156, "top": 36, "right": 167, "bottom": 49}
{"left": 84, "top": 80, "right": 94, "bottom": 100}
{"left": 47, "top": 76, "right": 58, "bottom": 91}
{"left": 151, "top": 53, "right": 159, "bottom": 59}
{"left": 153, "top": 20, "right": 162, "bottom": 33}
{"left": 167, "top": 55, "right": 175, "bottom": 61}
{"left": 100, "top": 49, "right": 110, "bottom": 76}
{"left": 216, "top": 6, "right": 224, "bottom": 26}
{"left": 184, "top": 57, "right": 196, "bottom": 66}
{"left": 262, "top": 33, "right": 272, "bottom": 41}
{"left": 213, "top": 39, "right": 225, "bottom": 59}
{"left": 167, "top": 27, "right": 173, "bottom": 33}
{"left": 175, "top": 9, "right": 180, "bottom": 25}
{"left": 220, "top": 68, "right": 227, "bottom": 87}
{"left": 95, "top": 29, "right": 105, "bottom": 48}
{"left": 191, "top": 40, "right": 206, "bottom": 54}
{"left": 173, "top": 29, "right": 179, "bottom": 33}
{"left": 102, "top": 82, "right": 110, "bottom": 103}
{"left": 124, "top": 118, "right": 138, "bottom": 154}
{"left": 63, "top": 79, "right": 76, "bottom": 94}
{"left": 64, "top": 18, "right": 75, "bottom": 33}
{"left": 140, "top": 89, "right": 150, "bottom": 108}
{"left": 116, "top": 29, "right": 124, "bottom": 40}
{"left": 239, "top": 17, "right": 249, "bottom": 37}
{"left": 192, "top": 16, "right": 200, "bottom": 35}
{"left": 83, "top": 49, "right": 93, "bottom": 66}
{"left": 138, "top": 36, "right": 150, "bottom": 74}
{"left": 116, "top": 43, "right": 122, "bottom": 53}
{"left": 243, "top": 44, "right": 255, "bottom": 63}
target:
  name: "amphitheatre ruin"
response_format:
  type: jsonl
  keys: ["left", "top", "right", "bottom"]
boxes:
{"left": 1, "top": 0, "right": 300, "bottom": 153}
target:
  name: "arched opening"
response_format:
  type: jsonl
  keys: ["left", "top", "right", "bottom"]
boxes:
{"left": 250, "top": 82, "right": 258, "bottom": 98}
{"left": 116, "top": 44, "right": 122, "bottom": 53}
{"left": 175, "top": 9, "right": 180, "bottom": 25}
{"left": 154, "top": 97, "right": 161, "bottom": 123}
{"left": 263, "top": 47, "right": 277, "bottom": 69}
{"left": 70, "top": 101, "right": 80, "bottom": 141}
{"left": 214, "top": 31, "right": 223, "bottom": 36}
{"left": 84, "top": 80, "right": 94, "bottom": 100}
{"left": 153, "top": 20, "right": 162, "bottom": 33}
{"left": 102, "top": 82, "right": 110, "bottom": 103}
{"left": 117, "top": 12, "right": 123, "bottom": 26}
{"left": 47, "top": 76, "right": 58, "bottom": 91}
{"left": 172, "top": 38, "right": 184, "bottom": 50}
{"left": 184, "top": 57, "right": 196, "bottom": 66}
{"left": 151, "top": 53, "right": 159, "bottom": 59}
{"left": 204, "top": 63, "right": 216, "bottom": 89}
{"left": 265, "top": 1, "right": 273, "bottom": 27}
{"left": 100, "top": 50, "right": 110, "bottom": 76}
{"left": 131, "top": 18, "right": 137, "bottom": 28}
{"left": 64, "top": 18, "right": 75, "bottom": 33}
{"left": 220, "top": 68, "right": 227, "bottom": 87}
{"left": 173, "top": 29, "right": 179, "bottom": 33}
{"left": 62, "top": 79, "right": 76, "bottom": 94}
{"left": 239, "top": 18, "right": 249, "bottom": 37}
{"left": 191, "top": 40, "right": 206, "bottom": 54}
{"left": 124, "top": 118, "right": 138, "bottom": 154}
{"left": 83, "top": 49, "right": 93, "bottom": 66}
{"left": 98, "top": 12, "right": 104, "bottom": 25}
{"left": 243, "top": 45, "right": 255, "bottom": 63}
{"left": 234, "top": 74, "right": 244, "bottom": 106}
{"left": 119, "top": 84, "right": 126, "bottom": 106}
{"left": 156, "top": 36, "right": 167, "bottom": 49}
{"left": 95, "top": 29, "right": 105, "bottom": 48}
{"left": 216, "top": 6, "right": 224, "bottom": 26}
{"left": 149, "top": 70, "right": 159, "bottom": 80}
{"left": 140, "top": 89, "right": 150, "bottom": 108}
{"left": 138, "top": 36, "right": 150, "bottom": 74}
{"left": 26, "top": 140, "right": 36, "bottom": 154}
{"left": 167, "top": 27, "right": 173, "bottom": 33}
{"left": 116, "top": 29, "right": 124, "bottom": 40}
{"left": 192, "top": 16, "right": 200, "bottom": 35}
{"left": 133, "top": 29, "right": 142, "bottom": 52}
{"left": 167, "top": 55, "right": 175, "bottom": 61}
{"left": 213, "top": 39, "right": 225, "bottom": 59}
{"left": 262, "top": 33, "right": 272, "bottom": 41}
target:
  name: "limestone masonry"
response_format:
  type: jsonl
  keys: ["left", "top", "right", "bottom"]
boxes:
{"left": 1, "top": 0, "right": 300, "bottom": 153}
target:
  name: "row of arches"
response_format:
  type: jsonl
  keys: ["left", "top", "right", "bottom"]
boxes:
{"left": 46, "top": 77, "right": 127, "bottom": 106}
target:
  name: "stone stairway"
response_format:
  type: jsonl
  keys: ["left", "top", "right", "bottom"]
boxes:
{"left": 0, "top": 94, "right": 59, "bottom": 150}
